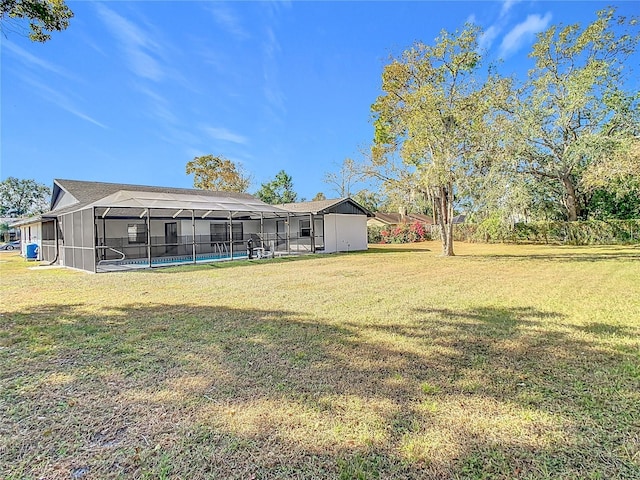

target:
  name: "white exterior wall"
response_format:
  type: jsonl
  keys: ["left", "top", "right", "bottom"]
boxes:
{"left": 181, "top": 219, "right": 262, "bottom": 237}
{"left": 52, "top": 190, "right": 78, "bottom": 210}
{"left": 19, "top": 222, "right": 43, "bottom": 259}
{"left": 323, "top": 214, "right": 367, "bottom": 253}
{"left": 97, "top": 218, "right": 263, "bottom": 242}
{"left": 181, "top": 218, "right": 203, "bottom": 238}
{"left": 98, "top": 219, "right": 171, "bottom": 240}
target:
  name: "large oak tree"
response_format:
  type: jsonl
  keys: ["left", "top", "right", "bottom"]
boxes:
{"left": 511, "top": 8, "right": 639, "bottom": 221}
{"left": 370, "top": 25, "right": 510, "bottom": 256}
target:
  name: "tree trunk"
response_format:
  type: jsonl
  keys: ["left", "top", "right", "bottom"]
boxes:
{"left": 431, "top": 185, "right": 455, "bottom": 257}
{"left": 561, "top": 175, "right": 579, "bottom": 221}
{"left": 443, "top": 182, "right": 455, "bottom": 256}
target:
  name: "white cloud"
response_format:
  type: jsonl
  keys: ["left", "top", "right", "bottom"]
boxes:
{"left": 202, "top": 126, "right": 248, "bottom": 145}
{"left": 499, "top": 12, "right": 552, "bottom": 58}
{"left": 95, "top": 4, "right": 165, "bottom": 81}
{"left": 3, "top": 41, "right": 76, "bottom": 80}
{"left": 158, "top": 127, "right": 201, "bottom": 148}
{"left": 500, "top": 0, "right": 519, "bottom": 18}
{"left": 134, "top": 84, "right": 178, "bottom": 124}
{"left": 207, "top": 3, "right": 249, "bottom": 40}
{"left": 22, "top": 76, "right": 107, "bottom": 129}
{"left": 479, "top": 25, "right": 500, "bottom": 50}
{"left": 262, "top": 26, "right": 286, "bottom": 117}
{"left": 473, "top": 0, "right": 521, "bottom": 52}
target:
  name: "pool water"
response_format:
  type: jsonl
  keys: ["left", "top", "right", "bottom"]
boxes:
{"left": 122, "top": 252, "right": 248, "bottom": 267}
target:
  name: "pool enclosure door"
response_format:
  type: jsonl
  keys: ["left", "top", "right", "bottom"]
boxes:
{"left": 165, "top": 222, "right": 178, "bottom": 255}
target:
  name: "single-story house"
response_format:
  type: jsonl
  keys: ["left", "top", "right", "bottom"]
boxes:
{"left": 367, "top": 212, "right": 434, "bottom": 228}
{"left": 12, "top": 179, "right": 371, "bottom": 273}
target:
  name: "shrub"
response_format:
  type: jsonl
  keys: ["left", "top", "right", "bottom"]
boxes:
{"left": 367, "top": 225, "right": 384, "bottom": 244}
{"left": 368, "top": 221, "right": 431, "bottom": 244}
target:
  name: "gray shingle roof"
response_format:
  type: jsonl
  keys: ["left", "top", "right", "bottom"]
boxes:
{"left": 370, "top": 212, "right": 434, "bottom": 225}
{"left": 47, "top": 179, "right": 264, "bottom": 216}
{"left": 278, "top": 198, "right": 347, "bottom": 213}
{"left": 278, "top": 197, "right": 372, "bottom": 216}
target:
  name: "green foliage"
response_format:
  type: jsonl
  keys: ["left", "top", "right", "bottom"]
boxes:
{"left": 0, "top": 177, "right": 50, "bottom": 217}
{"left": 185, "top": 154, "right": 251, "bottom": 192}
{"left": 255, "top": 170, "right": 297, "bottom": 204}
{"left": 0, "top": 222, "right": 9, "bottom": 242}
{"left": 512, "top": 8, "right": 640, "bottom": 221}
{"left": 1, "top": 0, "right": 73, "bottom": 42}
{"left": 367, "top": 225, "right": 383, "bottom": 244}
{"left": 588, "top": 188, "right": 640, "bottom": 220}
{"left": 584, "top": 138, "right": 640, "bottom": 182}
{"left": 474, "top": 214, "right": 511, "bottom": 243}
{"left": 353, "top": 189, "right": 381, "bottom": 213}
{"left": 455, "top": 220, "right": 640, "bottom": 245}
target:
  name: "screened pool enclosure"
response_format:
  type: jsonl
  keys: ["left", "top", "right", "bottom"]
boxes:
{"left": 39, "top": 190, "right": 325, "bottom": 273}
{"left": 21, "top": 180, "right": 370, "bottom": 273}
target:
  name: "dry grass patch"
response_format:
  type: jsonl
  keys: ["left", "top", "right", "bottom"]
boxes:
{"left": 1, "top": 243, "right": 639, "bottom": 479}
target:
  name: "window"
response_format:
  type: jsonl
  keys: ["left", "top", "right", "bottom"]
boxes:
{"left": 210, "top": 223, "right": 227, "bottom": 242}
{"left": 128, "top": 224, "right": 147, "bottom": 244}
{"left": 42, "top": 221, "right": 56, "bottom": 241}
{"left": 210, "top": 223, "right": 243, "bottom": 242}
{"left": 232, "top": 223, "right": 243, "bottom": 241}
{"left": 299, "top": 219, "right": 311, "bottom": 237}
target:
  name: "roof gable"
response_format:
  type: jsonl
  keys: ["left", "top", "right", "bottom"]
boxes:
{"left": 50, "top": 182, "right": 79, "bottom": 211}
{"left": 278, "top": 197, "right": 373, "bottom": 216}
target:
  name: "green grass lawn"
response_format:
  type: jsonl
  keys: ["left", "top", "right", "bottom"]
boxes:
{"left": 1, "top": 242, "right": 639, "bottom": 479}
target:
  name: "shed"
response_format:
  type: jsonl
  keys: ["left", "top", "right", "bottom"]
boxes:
{"left": 278, "top": 198, "right": 373, "bottom": 253}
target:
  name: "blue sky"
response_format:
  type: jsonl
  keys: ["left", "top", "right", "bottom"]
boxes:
{"left": 1, "top": 1, "right": 638, "bottom": 200}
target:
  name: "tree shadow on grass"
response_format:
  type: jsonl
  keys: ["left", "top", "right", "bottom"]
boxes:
{"left": 2, "top": 303, "right": 639, "bottom": 479}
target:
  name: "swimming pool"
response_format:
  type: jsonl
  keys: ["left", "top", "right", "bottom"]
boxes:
{"left": 96, "top": 252, "right": 249, "bottom": 272}
{"left": 130, "top": 252, "right": 247, "bottom": 266}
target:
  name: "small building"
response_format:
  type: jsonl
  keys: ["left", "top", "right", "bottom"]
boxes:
{"left": 13, "top": 179, "right": 371, "bottom": 273}
{"left": 278, "top": 198, "right": 372, "bottom": 253}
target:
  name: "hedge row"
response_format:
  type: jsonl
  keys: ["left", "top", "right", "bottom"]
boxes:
{"left": 369, "top": 220, "right": 640, "bottom": 245}
{"left": 455, "top": 219, "right": 640, "bottom": 245}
